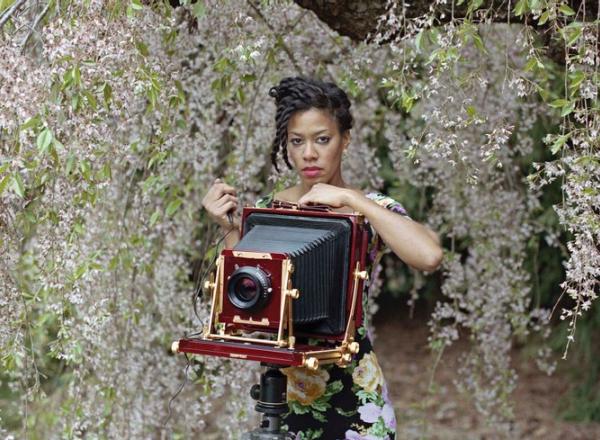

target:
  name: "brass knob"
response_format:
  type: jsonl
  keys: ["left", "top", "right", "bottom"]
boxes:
{"left": 204, "top": 280, "right": 214, "bottom": 291}
{"left": 287, "top": 288, "right": 299, "bottom": 299}
{"left": 171, "top": 341, "right": 180, "bottom": 354}
{"left": 341, "top": 353, "right": 352, "bottom": 363}
{"left": 356, "top": 270, "right": 369, "bottom": 281}
{"left": 349, "top": 342, "right": 360, "bottom": 354}
{"left": 304, "top": 357, "right": 319, "bottom": 370}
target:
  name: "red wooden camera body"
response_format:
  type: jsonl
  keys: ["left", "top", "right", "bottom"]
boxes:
{"left": 173, "top": 202, "right": 370, "bottom": 370}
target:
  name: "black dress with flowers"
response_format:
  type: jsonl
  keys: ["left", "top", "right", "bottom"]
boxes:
{"left": 254, "top": 192, "right": 409, "bottom": 440}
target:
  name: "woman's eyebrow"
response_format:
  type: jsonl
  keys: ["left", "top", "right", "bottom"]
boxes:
{"left": 289, "top": 129, "right": 330, "bottom": 136}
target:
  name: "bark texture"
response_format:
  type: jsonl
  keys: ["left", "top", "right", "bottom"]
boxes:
{"left": 293, "top": 0, "right": 598, "bottom": 41}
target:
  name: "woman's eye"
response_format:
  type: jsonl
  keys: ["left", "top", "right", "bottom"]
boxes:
{"left": 317, "top": 136, "right": 330, "bottom": 144}
{"left": 290, "top": 138, "right": 302, "bottom": 146}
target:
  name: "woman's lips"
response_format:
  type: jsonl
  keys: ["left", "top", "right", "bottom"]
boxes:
{"left": 302, "top": 167, "right": 322, "bottom": 178}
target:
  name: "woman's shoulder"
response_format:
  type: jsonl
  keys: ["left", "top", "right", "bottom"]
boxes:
{"left": 274, "top": 186, "right": 299, "bottom": 202}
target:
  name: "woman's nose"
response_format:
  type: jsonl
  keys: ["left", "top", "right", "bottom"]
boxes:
{"left": 303, "top": 142, "right": 318, "bottom": 160}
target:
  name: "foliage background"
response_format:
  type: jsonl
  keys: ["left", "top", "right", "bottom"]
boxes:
{"left": 0, "top": 0, "right": 598, "bottom": 438}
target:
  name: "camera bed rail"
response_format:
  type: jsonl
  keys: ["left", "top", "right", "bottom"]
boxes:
{"left": 172, "top": 337, "right": 359, "bottom": 370}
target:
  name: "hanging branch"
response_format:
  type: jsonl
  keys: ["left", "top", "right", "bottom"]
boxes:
{"left": 20, "top": 1, "right": 52, "bottom": 52}
{"left": 0, "top": 0, "right": 28, "bottom": 30}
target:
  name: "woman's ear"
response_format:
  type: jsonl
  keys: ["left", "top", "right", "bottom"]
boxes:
{"left": 342, "top": 131, "right": 351, "bottom": 151}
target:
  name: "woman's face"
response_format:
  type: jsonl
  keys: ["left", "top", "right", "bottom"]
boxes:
{"left": 286, "top": 108, "right": 349, "bottom": 187}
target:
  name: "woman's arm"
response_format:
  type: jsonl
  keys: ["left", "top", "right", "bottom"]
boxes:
{"left": 345, "top": 192, "right": 443, "bottom": 272}
{"left": 297, "top": 184, "right": 443, "bottom": 272}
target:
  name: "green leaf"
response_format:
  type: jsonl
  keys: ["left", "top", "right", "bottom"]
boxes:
{"left": 471, "top": 32, "right": 486, "bottom": 53}
{"left": 37, "top": 128, "right": 53, "bottom": 154}
{"left": 538, "top": 11, "right": 550, "bottom": 25}
{"left": 20, "top": 115, "right": 42, "bottom": 131}
{"left": 149, "top": 210, "right": 161, "bottom": 226}
{"left": 550, "top": 99, "right": 568, "bottom": 108}
{"left": 12, "top": 173, "right": 25, "bottom": 198}
{"left": 550, "top": 134, "right": 568, "bottom": 154}
{"left": 466, "top": 105, "right": 477, "bottom": 118}
{"left": 71, "top": 94, "right": 80, "bottom": 111}
{"left": 79, "top": 159, "right": 92, "bottom": 180}
{"left": 467, "top": 0, "right": 484, "bottom": 14}
{"left": 561, "top": 24, "right": 582, "bottom": 46}
{"left": 513, "top": 0, "right": 528, "bottom": 17}
{"left": 0, "top": 174, "right": 11, "bottom": 196}
{"left": 130, "top": 0, "right": 143, "bottom": 10}
{"left": 241, "top": 73, "right": 257, "bottom": 83}
{"left": 325, "top": 380, "right": 343, "bottom": 396}
{"left": 569, "top": 70, "right": 585, "bottom": 89}
{"left": 560, "top": 101, "right": 575, "bottom": 117}
{"left": 524, "top": 57, "right": 537, "bottom": 72}
{"left": 103, "top": 83, "right": 113, "bottom": 108}
{"left": 148, "top": 151, "right": 167, "bottom": 169}
{"left": 414, "top": 30, "right": 425, "bottom": 52}
{"left": 83, "top": 91, "right": 97, "bottom": 111}
{"left": 166, "top": 198, "right": 182, "bottom": 217}
{"left": 99, "top": 162, "right": 112, "bottom": 180}
{"left": 310, "top": 410, "right": 327, "bottom": 423}
{"left": 65, "top": 154, "right": 77, "bottom": 175}
{"left": 559, "top": 4, "right": 575, "bottom": 16}
{"left": 334, "top": 406, "right": 358, "bottom": 417}
{"left": 136, "top": 41, "right": 149, "bottom": 57}
{"left": 73, "top": 65, "right": 81, "bottom": 86}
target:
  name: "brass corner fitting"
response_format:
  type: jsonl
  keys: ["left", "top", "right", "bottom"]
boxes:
{"left": 303, "top": 357, "right": 319, "bottom": 370}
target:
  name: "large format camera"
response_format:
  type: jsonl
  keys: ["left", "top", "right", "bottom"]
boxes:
{"left": 172, "top": 201, "right": 370, "bottom": 370}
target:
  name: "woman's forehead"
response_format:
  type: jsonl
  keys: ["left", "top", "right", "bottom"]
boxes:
{"left": 287, "top": 108, "right": 338, "bottom": 134}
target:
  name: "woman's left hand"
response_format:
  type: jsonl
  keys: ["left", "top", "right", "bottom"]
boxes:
{"left": 297, "top": 183, "right": 352, "bottom": 208}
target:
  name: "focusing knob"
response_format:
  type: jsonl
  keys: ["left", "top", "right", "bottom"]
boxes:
{"left": 348, "top": 342, "right": 360, "bottom": 354}
{"left": 250, "top": 384, "right": 261, "bottom": 401}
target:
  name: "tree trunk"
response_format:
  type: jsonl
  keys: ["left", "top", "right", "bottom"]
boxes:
{"left": 293, "top": 0, "right": 598, "bottom": 41}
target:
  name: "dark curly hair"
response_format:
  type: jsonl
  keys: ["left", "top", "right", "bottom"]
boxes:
{"left": 268, "top": 76, "right": 354, "bottom": 172}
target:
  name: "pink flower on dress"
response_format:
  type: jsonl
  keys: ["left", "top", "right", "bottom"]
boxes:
{"left": 344, "top": 432, "right": 389, "bottom": 440}
{"left": 358, "top": 402, "right": 382, "bottom": 423}
{"left": 344, "top": 430, "right": 364, "bottom": 440}
{"left": 381, "top": 403, "right": 396, "bottom": 430}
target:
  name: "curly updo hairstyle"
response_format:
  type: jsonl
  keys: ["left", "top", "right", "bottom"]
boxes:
{"left": 268, "top": 76, "right": 353, "bottom": 172}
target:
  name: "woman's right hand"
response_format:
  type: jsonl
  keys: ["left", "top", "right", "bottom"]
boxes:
{"left": 201, "top": 178, "right": 239, "bottom": 230}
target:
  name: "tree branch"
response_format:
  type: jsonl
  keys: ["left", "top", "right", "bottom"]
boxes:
{"left": 0, "top": 0, "right": 28, "bottom": 30}
{"left": 20, "top": 1, "right": 51, "bottom": 51}
{"left": 293, "top": 0, "right": 598, "bottom": 41}
{"left": 247, "top": 0, "right": 304, "bottom": 75}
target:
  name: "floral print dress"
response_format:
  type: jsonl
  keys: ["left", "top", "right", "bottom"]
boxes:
{"left": 254, "top": 192, "right": 409, "bottom": 440}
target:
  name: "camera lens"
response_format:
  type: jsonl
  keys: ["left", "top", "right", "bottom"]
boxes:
{"left": 227, "top": 266, "right": 271, "bottom": 311}
{"left": 235, "top": 277, "right": 258, "bottom": 301}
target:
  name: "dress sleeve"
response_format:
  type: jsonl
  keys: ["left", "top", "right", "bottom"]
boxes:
{"left": 365, "top": 192, "right": 410, "bottom": 218}
{"left": 365, "top": 192, "right": 410, "bottom": 263}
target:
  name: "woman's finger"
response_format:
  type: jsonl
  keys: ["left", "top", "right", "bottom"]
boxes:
{"left": 215, "top": 194, "right": 238, "bottom": 208}
{"left": 216, "top": 200, "right": 237, "bottom": 217}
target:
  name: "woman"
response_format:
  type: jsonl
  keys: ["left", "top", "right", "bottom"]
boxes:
{"left": 202, "top": 77, "right": 443, "bottom": 440}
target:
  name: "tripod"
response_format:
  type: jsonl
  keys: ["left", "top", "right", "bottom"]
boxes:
{"left": 241, "top": 364, "right": 294, "bottom": 440}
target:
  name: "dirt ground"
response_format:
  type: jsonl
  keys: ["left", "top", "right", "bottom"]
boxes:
{"left": 373, "top": 303, "right": 600, "bottom": 440}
